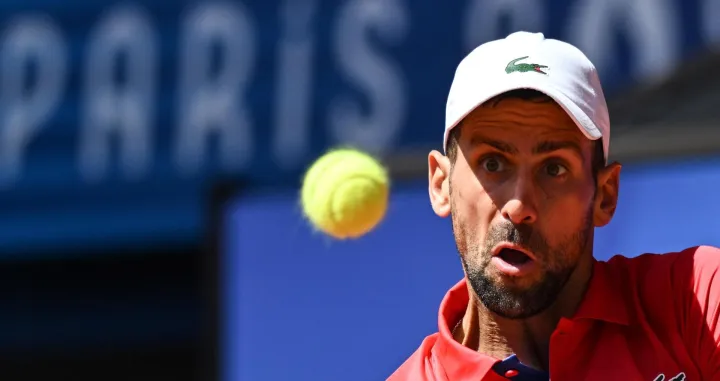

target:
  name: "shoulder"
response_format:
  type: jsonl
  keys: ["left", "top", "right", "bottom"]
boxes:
{"left": 604, "top": 245, "right": 720, "bottom": 279}
{"left": 669, "top": 245, "right": 720, "bottom": 306}
{"left": 387, "top": 333, "right": 440, "bottom": 381}
{"left": 602, "top": 245, "right": 720, "bottom": 317}
{"left": 600, "top": 246, "right": 720, "bottom": 376}
{"left": 684, "top": 245, "right": 720, "bottom": 270}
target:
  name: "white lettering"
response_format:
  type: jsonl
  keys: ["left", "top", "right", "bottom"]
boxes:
{"left": 175, "top": 2, "right": 256, "bottom": 175}
{"left": 272, "top": 0, "right": 317, "bottom": 169}
{"left": 79, "top": 5, "right": 157, "bottom": 182}
{"left": 464, "top": 0, "right": 544, "bottom": 52}
{"left": 567, "top": 0, "right": 679, "bottom": 83}
{"left": 329, "top": 0, "right": 408, "bottom": 155}
{"left": 702, "top": 0, "right": 720, "bottom": 44}
{"left": 0, "top": 16, "right": 66, "bottom": 186}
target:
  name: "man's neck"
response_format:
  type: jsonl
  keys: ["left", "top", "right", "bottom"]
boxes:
{"left": 452, "top": 257, "right": 594, "bottom": 371}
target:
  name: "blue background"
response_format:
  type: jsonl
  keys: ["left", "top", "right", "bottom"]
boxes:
{"left": 221, "top": 156, "right": 720, "bottom": 381}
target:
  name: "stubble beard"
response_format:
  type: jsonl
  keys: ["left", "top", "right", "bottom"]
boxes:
{"left": 450, "top": 197, "right": 594, "bottom": 320}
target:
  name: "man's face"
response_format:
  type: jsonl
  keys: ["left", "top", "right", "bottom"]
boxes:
{"left": 441, "top": 97, "right": 603, "bottom": 319}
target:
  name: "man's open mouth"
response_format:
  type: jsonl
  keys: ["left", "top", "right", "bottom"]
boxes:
{"left": 497, "top": 248, "right": 533, "bottom": 266}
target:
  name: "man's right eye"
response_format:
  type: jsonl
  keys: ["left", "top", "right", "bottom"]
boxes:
{"left": 481, "top": 157, "right": 504, "bottom": 172}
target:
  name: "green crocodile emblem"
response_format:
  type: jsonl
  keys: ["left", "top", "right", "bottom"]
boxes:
{"left": 505, "top": 56, "right": 548, "bottom": 75}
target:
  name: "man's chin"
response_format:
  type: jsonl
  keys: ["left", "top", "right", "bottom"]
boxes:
{"left": 469, "top": 274, "right": 559, "bottom": 319}
{"left": 479, "top": 288, "right": 555, "bottom": 319}
{"left": 483, "top": 302, "right": 550, "bottom": 320}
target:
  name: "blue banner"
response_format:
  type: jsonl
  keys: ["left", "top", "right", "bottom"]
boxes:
{"left": 0, "top": 0, "right": 714, "bottom": 253}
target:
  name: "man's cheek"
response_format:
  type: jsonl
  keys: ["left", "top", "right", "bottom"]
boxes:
{"left": 543, "top": 208, "right": 581, "bottom": 233}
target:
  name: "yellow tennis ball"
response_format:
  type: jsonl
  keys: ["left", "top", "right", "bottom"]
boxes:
{"left": 301, "top": 148, "right": 389, "bottom": 239}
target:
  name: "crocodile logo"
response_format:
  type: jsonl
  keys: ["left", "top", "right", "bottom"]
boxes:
{"left": 505, "top": 56, "right": 548, "bottom": 75}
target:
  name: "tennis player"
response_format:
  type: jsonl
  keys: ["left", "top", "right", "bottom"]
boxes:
{"left": 389, "top": 32, "right": 720, "bottom": 381}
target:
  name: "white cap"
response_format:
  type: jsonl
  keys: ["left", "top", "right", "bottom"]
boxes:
{"left": 444, "top": 31, "right": 610, "bottom": 162}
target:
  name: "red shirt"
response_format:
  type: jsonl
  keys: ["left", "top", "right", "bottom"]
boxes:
{"left": 389, "top": 246, "right": 720, "bottom": 381}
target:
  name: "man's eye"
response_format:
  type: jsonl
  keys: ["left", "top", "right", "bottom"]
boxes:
{"left": 546, "top": 163, "right": 568, "bottom": 177}
{"left": 481, "top": 157, "right": 504, "bottom": 172}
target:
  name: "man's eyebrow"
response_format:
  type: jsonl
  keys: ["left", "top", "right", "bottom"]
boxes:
{"left": 469, "top": 136, "right": 518, "bottom": 154}
{"left": 533, "top": 140, "right": 584, "bottom": 157}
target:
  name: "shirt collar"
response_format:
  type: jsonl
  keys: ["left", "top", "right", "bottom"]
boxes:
{"left": 434, "top": 279, "right": 502, "bottom": 379}
{"left": 433, "top": 260, "right": 629, "bottom": 379}
{"left": 571, "top": 259, "right": 630, "bottom": 325}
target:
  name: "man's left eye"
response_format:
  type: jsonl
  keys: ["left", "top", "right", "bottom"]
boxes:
{"left": 545, "top": 163, "right": 568, "bottom": 177}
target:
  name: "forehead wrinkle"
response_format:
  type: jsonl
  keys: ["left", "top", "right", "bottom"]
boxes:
{"left": 460, "top": 120, "right": 582, "bottom": 145}
{"left": 458, "top": 101, "right": 592, "bottom": 159}
{"left": 463, "top": 107, "right": 577, "bottom": 133}
{"left": 458, "top": 122, "right": 593, "bottom": 162}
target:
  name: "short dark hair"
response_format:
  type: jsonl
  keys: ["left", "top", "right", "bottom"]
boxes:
{"left": 446, "top": 89, "right": 605, "bottom": 178}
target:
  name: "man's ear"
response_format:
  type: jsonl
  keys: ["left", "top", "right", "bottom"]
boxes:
{"left": 593, "top": 162, "right": 622, "bottom": 228}
{"left": 429, "top": 150, "right": 451, "bottom": 218}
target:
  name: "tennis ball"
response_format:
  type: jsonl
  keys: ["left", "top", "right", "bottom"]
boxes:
{"left": 301, "top": 148, "right": 389, "bottom": 239}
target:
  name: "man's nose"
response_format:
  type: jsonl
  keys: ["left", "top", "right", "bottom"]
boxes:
{"left": 500, "top": 176, "right": 538, "bottom": 225}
